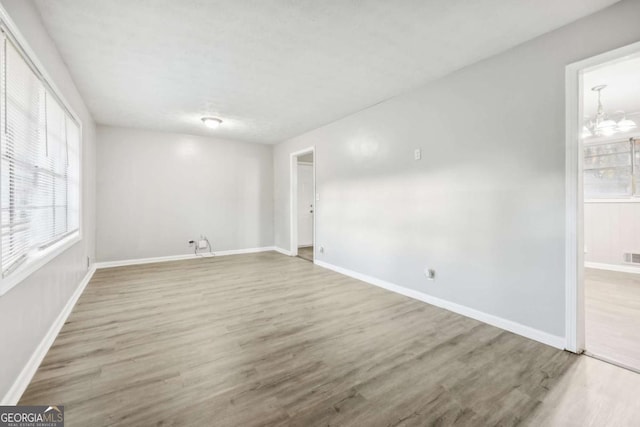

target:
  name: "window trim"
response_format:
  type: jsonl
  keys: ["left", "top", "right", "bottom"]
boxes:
{"left": 0, "top": 232, "right": 80, "bottom": 295}
{"left": 0, "top": 6, "right": 83, "bottom": 296}
{"left": 585, "top": 198, "right": 640, "bottom": 203}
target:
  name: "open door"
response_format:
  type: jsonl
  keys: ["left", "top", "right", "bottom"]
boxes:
{"left": 290, "top": 148, "right": 315, "bottom": 261}
{"left": 297, "top": 161, "right": 314, "bottom": 261}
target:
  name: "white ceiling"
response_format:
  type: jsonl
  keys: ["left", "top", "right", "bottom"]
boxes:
{"left": 583, "top": 55, "right": 640, "bottom": 119}
{"left": 34, "top": 0, "right": 619, "bottom": 144}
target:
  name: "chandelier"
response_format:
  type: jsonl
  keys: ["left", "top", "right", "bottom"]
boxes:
{"left": 583, "top": 84, "right": 637, "bottom": 138}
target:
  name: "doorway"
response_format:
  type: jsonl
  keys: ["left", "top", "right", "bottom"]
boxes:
{"left": 290, "top": 147, "right": 315, "bottom": 262}
{"left": 566, "top": 41, "right": 640, "bottom": 371}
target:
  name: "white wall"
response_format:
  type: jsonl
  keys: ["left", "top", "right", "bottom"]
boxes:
{"left": 274, "top": 0, "right": 640, "bottom": 340}
{"left": 585, "top": 201, "right": 640, "bottom": 269}
{"left": 96, "top": 126, "right": 273, "bottom": 262}
{"left": 0, "top": 0, "right": 96, "bottom": 401}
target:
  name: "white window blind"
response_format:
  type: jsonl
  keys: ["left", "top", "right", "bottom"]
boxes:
{"left": 584, "top": 138, "right": 639, "bottom": 198}
{"left": 0, "top": 33, "right": 80, "bottom": 278}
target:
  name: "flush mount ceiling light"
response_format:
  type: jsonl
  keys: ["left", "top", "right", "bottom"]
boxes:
{"left": 201, "top": 117, "right": 223, "bottom": 129}
{"left": 583, "top": 85, "right": 637, "bottom": 138}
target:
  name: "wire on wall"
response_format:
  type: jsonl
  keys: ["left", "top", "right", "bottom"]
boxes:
{"left": 190, "top": 236, "right": 213, "bottom": 257}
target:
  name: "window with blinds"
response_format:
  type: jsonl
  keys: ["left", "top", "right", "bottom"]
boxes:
{"left": 584, "top": 138, "right": 639, "bottom": 199}
{"left": 0, "top": 33, "right": 80, "bottom": 279}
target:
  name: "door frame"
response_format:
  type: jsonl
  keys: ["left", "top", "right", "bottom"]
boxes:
{"left": 290, "top": 146, "right": 315, "bottom": 257}
{"left": 565, "top": 40, "right": 640, "bottom": 353}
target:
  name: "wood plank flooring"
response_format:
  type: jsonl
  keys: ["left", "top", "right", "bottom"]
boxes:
{"left": 523, "top": 355, "right": 640, "bottom": 426}
{"left": 585, "top": 268, "right": 640, "bottom": 371}
{"left": 18, "top": 252, "right": 640, "bottom": 426}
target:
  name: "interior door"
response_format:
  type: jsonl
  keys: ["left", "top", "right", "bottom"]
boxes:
{"left": 297, "top": 163, "right": 314, "bottom": 247}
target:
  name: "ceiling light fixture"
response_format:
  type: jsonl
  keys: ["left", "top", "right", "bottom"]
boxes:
{"left": 617, "top": 114, "right": 638, "bottom": 133}
{"left": 201, "top": 117, "right": 222, "bottom": 129}
{"left": 584, "top": 85, "right": 637, "bottom": 138}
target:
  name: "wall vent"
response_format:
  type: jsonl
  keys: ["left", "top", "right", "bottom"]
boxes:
{"left": 623, "top": 253, "right": 640, "bottom": 264}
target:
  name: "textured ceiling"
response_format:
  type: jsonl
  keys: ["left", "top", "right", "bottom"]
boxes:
{"left": 34, "top": 0, "right": 619, "bottom": 144}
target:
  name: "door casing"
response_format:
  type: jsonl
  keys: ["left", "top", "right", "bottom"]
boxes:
{"left": 564, "top": 40, "right": 640, "bottom": 353}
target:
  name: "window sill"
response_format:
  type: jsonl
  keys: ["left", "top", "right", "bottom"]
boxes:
{"left": 0, "top": 232, "right": 81, "bottom": 296}
{"left": 585, "top": 198, "right": 640, "bottom": 203}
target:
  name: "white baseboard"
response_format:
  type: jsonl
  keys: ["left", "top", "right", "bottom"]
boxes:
{"left": 585, "top": 262, "right": 640, "bottom": 274}
{"left": 95, "top": 253, "right": 202, "bottom": 268}
{"left": 95, "top": 246, "right": 277, "bottom": 269}
{"left": 274, "top": 247, "right": 293, "bottom": 256}
{"left": 214, "top": 246, "right": 274, "bottom": 256}
{"left": 1, "top": 265, "right": 96, "bottom": 405}
{"left": 314, "top": 260, "right": 565, "bottom": 350}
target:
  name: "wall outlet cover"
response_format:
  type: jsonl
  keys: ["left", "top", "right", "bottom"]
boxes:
{"left": 425, "top": 268, "right": 435, "bottom": 280}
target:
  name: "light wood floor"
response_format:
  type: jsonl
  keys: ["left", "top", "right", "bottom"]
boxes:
{"left": 522, "top": 354, "right": 640, "bottom": 426}
{"left": 19, "top": 252, "right": 640, "bottom": 426}
{"left": 585, "top": 268, "right": 640, "bottom": 371}
{"left": 297, "top": 246, "right": 313, "bottom": 262}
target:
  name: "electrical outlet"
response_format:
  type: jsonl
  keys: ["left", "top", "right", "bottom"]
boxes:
{"left": 414, "top": 149, "right": 422, "bottom": 160}
{"left": 319, "top": 246, "right": 324, "bottom": 254}
{"left": 87, "top": 256, "right": 90, "bottom": 268}
{"left": 424, "top": 268, "right": 435, "bottom": 280}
